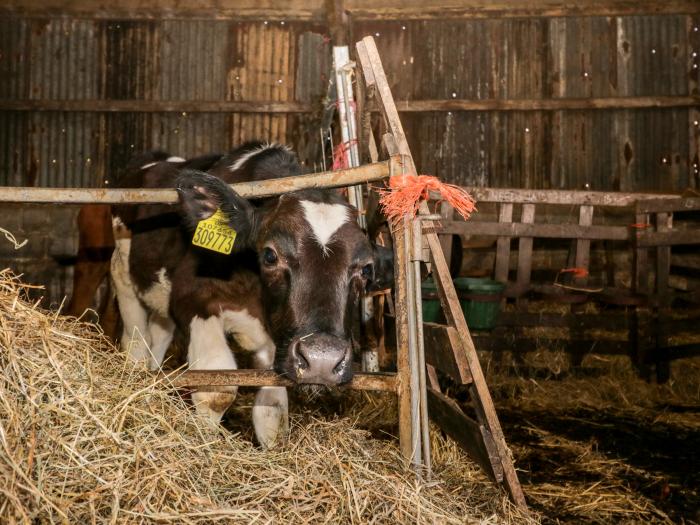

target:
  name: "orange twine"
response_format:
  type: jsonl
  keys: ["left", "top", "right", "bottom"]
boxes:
{"left": 558, "top": 267, "right": 589, "bottom": 278}
{"left": 332, "top": 140, "right": 358, "bottom": 171}
{"left": 379, "top": 173, "right": 476, "bottom": 225}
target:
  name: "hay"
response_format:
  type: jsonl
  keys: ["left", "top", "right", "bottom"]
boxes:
{"left": 0, "top": 270, "right": 528, "bottom": 524}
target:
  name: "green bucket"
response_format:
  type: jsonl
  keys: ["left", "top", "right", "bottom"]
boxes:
{"left": 453, "top": 277, "right": 505, "bottom": 331}
{"left": 421, "top": 278, "right": 442, "bottom": 323}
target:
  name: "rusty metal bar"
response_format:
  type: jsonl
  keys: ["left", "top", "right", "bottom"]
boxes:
{"left": 0, "top": 159, "right": 394, "bottom": 204}
{"left": 159, "top": 369, "right": 398, "bottom": 392}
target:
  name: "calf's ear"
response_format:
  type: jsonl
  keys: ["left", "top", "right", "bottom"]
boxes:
{"left": 176, "top": 170, "right": 258, "bottom": 251}
{"left": 368, "top": 242, "right": 394, "bottom": 292}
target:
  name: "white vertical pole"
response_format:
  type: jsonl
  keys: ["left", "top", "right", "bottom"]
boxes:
{"left": 334, "top": 45, "right": 378, "bottom": 372}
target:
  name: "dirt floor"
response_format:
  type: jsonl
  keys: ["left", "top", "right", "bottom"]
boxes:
{"left": 479, "top": 352, "right": 700, "bottom": 524}
{"left": 225, "top": 351, "right": 700, "bottom": 524}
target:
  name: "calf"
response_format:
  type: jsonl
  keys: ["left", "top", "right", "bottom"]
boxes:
{"left": 111, "top": 143, "right": 392, "bottom": 447}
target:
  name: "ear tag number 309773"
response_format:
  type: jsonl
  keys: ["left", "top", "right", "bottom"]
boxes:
{"left": 192, "top": 209, "right": 237, "bottom": 255}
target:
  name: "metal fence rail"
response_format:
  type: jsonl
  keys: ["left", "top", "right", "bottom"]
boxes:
{"left": 0, "top": 159, "right": 395, "bottom": 204}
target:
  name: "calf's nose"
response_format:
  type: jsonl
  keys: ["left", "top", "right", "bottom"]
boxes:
{"left": 288, "top": 333, "right": 353, "bottom": 385}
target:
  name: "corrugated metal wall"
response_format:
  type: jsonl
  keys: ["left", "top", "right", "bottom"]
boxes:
{"left": 0, "top": 18, "right": 330, "bottom": 188}
{"left": 0, "top": 13, "right": 697, "bottom": 192}
{"left": 354, "top": 15, "right": 698, "bottom": 191}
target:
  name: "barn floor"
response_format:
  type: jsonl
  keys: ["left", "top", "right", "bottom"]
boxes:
{"left": 225, "top": 351, "right": 700, "bottom": 524}
{"left": 480, "top": 353, "right": 700, "bottom": 524}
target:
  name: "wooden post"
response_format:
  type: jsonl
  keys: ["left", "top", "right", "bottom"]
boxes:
{"left": 655, "top": 212, "right": 673, "bottom": 382}
{"left": 516, "top": 204, "right": 535, "bottom": 307}
{"left": 494, "top": 203, "right": 514, "bottom": 283}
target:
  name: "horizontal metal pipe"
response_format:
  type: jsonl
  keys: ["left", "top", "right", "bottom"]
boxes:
{"left": 158, "top": 369, "right": 398, "bottom": 392}
{"left": 0, "top": 159, "right": 394, "bottom": 204}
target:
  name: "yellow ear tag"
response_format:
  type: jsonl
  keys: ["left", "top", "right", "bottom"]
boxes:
{"left": 192, "top": 209, "right": 237, "bottom": 255}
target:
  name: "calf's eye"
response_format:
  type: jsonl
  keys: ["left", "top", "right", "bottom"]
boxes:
{"left": 262, "top": 247, "right": 278, "bottom": 266}
{"left": 361, "top": 263, "right": 373, "bottom": 279}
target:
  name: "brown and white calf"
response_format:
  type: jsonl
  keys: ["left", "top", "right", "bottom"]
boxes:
{"left": 111, "top": 143, "right": 392, "bottom": 447}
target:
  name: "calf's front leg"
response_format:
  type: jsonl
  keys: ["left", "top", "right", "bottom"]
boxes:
{"left": 188, "top": 315, "right": 238, "bottom": 423}
{"left": 222, "top": 310, "right": 289, "bottom": 449}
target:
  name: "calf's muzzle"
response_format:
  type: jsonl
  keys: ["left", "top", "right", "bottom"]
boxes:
{"left": 287, "top": 333, "right": 353, "bottom": 385}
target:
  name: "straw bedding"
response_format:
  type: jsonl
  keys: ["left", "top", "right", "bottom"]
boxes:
{"left": 0, "top": 270, "right": 527, "bottom": 524}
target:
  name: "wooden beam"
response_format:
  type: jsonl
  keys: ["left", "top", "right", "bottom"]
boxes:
{"left": 471, "top": 336, "right": 630, "bottom": 355}
{"left": 393, "top": 96, "right": 700, "bottom": 112}
{"left": 0, "top": 159, "right": 394, "bottom": 204}
{"left": 635, "top": 197, "right": 700, "bottom": 214}
{"left": 161, "top": 369, "right": 398, "bottom": 392}
{"left": 494, "top": 203, "right": 513, "bottom": 283}
{"left": 348, "top": 1, "right": 700, "bottom": 20}
{"left": 438, "top": 187, "right": 680, "bottom": 207}
{"left": 3, "top": 96, "right": 697, "bottom": 114}
{"left": 5, "top": 0, "right": 700, "bottom": 21}
{"left": 0, "top": 99, "right": 314, "bottom": 113}
{"left": 441, "top": 220, "right": 630, "bottom": 241}
{"left": 636, "top": 229, "right": 700, "bottom": 247}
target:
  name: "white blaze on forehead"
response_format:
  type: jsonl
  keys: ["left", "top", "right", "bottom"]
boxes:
{"left": 300, "top": 200, "right": 350, "bottom": 249}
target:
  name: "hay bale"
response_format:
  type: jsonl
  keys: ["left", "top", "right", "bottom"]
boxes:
{"left": 0, "top": 270, "right": 525, "bottom": 524}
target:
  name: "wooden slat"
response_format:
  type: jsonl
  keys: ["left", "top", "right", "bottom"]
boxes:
{"left": 6, "top": 0, "right": 700, "bottom": 21}
{"left": 384, "top": 316, "right": 473, "bottom": 384}
{"left": 516, "top": 204, "right": 536, "bottom": 306}
{"left": 635, "top": 197, "right": 700, "bottom": 214}
{"left": 349, "top": 2, "right": 700, "bottom": 20}
{"left": 5, "top": 96, "right": 697, "bottom": 114}
{"left": 437, "top": 188, "right": 680, "bottom": 207}
{"left": 441, "top": 220, "right": 630, "bottom": 241}
{"left": 633, "top": 213, "right": 650, "bottom": 296}
{"left": 574, "top": 205, "right": 594, "bottom": 286}
{"left": 494, "top": 203, "right": 514, "bottom": 283}
{"left": 497, "top": 311, "right": 628, "bottom": 330}
{"left": 0, "top": 99, "right": 313, "bottom": 113}
{"left": 438, "top": 202, "right": 455, "bottom": 272}
{"left": 656, "top": 213, "right": 672, "bottom": 307}
{"left": 427, "top": 388, "right": 503, "bottom": 483}
{"left": 421, "top": 322, "right": 473, "bottom": 384}
{"left": 636, "top": 229, "right": 700, "bottom": 247}
{"left": 391, "top": 96, "right": 700, "bottom": 112}
{"left": 0, "top": 160, "right": 394, "bottom": 204}
{"left": 471, "top": 336, "right": 630, "bottom": 355}
{"left": 161, "top": 369, "right": 397, "bottom": 392}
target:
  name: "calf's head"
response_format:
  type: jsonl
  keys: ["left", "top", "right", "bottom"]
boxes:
{"left": 177, "top": 171, "right": 392, "bottom": 386}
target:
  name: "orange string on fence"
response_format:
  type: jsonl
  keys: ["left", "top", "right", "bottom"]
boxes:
{"left": 379, "top": 173, "right": 476, "bottom": 226}
{"left": 332, "top": 140, "right": 358, "bottom": 171}
{"left": 558, "top": 267, "right": 589, "bottom": 278}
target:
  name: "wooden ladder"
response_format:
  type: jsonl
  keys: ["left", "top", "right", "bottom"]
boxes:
{"left": 356, "top": 36, "right": 527, "bottom": 508}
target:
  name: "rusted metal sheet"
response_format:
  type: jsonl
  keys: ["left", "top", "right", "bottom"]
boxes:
{"left": 0, "top": 19, "right": 29, "bottom": 100}
{"left": 0, "top": 13, "right": 696, "bottom": 192}
{"left": 353, "top": 15, "right": 695, "bottom": 192}
{"left": 0, "top": 17, "right": 328, "bottom": 188}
